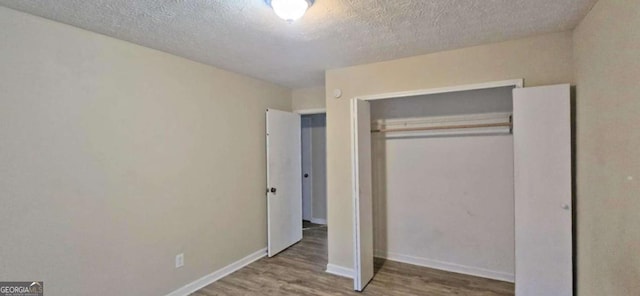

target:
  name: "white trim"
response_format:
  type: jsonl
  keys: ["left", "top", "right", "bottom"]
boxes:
{"left": 310, "top": 218, "right": 327, "bottom": 225}
{"left": 357, "top": 79, "right": 524, "bottom": 101}
{"left": 166, "top": 248, "right": 267, "bottom": 296}
{"left": 374, "top": 250, "right": 514, "bottom": 283}
{"left": 295, "top": 108, "right": 326, "bottom": 115}
{"left": 326, "top": 264, "right": 354, "bottom": 278}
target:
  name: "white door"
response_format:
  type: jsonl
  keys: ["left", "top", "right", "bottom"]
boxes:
{"left": 266, "top": 109, "right": 302, "bottom": 257}
{"left": 301, "top": 116, "right": 313, "bottom": 221}
{"left": 513, "top": 84, "right": 572, "bottom": 295}
{"left": 351, "top": 99, "right": 374, "bottom": 291}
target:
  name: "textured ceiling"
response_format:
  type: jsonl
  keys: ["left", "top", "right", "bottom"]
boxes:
{"left": 0, "top": 0, "right": 597, "bottom": 88}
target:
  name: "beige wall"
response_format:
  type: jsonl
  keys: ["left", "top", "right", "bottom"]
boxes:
{"left": 292, "top": 86, "right": 326, "bottom": 112}
{"left": 0, "top": 7, "right": 290, "bottom": 296}
{"left": 325, "top": 31, "right": 574, "bottom": 269}
{"left": 574, "top": 0, "right": 640, "bottom": 295}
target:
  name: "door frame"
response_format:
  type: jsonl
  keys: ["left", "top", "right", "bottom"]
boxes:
{"left": 349, "top": 79, "right": 524, "bottom": 290}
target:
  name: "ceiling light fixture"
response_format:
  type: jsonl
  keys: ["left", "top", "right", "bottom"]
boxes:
{"left": 266, "top": 0, "right": 314, "bottom": 23}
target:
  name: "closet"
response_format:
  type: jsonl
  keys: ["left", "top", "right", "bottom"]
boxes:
{"left": 370, "top": 86, "right": 516, "bottom": 283}
{"left": 350, "top": 81, "right": 572, "bottom": 296}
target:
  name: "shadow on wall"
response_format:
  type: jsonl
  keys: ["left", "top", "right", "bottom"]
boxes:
{"left": 372, "top": 131, "right": 388, "bottom": 269}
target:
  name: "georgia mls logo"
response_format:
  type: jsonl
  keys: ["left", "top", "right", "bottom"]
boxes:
{"left": 0, "top": 282, "right": 43, "bottom": 296}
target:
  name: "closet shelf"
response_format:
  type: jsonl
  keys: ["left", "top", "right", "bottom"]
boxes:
{"left": 371, "top": 122, "right": 512, "bottom": 133}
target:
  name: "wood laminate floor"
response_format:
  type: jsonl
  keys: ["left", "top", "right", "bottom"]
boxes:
{"left": 192, "top": 227, "right": 514, "bottom": 296}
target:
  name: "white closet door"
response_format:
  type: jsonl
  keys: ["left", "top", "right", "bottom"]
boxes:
{"left": 513, "top": 84, "right": 572, "bottom": 296}
{"left": 351, "top": 99, "right": 374, "bottom": 291}
{"left": 266, "top": 109, "right": 302, "bottom": 257}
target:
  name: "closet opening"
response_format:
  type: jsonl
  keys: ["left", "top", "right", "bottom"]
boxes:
{"left": 369, "top": 86, "right": 516, "bottom": 288}
{"left": 350, "top": 80, "right": 573, "bottom": 295}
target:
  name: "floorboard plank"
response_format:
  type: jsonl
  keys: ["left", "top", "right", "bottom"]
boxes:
{"left": 192, "top": 227, "right": 514, "bottom": 296}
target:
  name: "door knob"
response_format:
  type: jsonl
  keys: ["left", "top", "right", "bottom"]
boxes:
{"left": 561, "top": 203, "right": 570, "bottom": 210}
{"left": 304, "top": 173, "right": 309, "bottom": 178}
{"left": 270, "top": 187, "right": 277, "bottom": 193}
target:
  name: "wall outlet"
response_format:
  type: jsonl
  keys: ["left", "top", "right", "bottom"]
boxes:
{"left": 175, "top": 253, "right": 184, "bottom": 268}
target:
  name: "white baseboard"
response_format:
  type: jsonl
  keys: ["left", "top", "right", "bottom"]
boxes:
{"left": 310, "top": 218, "right": 327, "bottom": 225}
{"left": 325, "top": 264, "right": 353, "bottom": 278}
{"left": 166, "top": 248, "right": 267, "bottom": 296}
{"left": 374, "top": 250, "right": 514, "bottom": 283}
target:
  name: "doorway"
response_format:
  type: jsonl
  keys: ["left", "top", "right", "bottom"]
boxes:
{"left": 265, "top": 109, "right": 327, "bottom": 258}
{"left": 300, "top": 113, "right": 327, "bottom": 228}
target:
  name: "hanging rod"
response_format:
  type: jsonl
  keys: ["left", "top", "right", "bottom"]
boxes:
{"left": 371, "top": 122, "right": 512, "bottom": 133}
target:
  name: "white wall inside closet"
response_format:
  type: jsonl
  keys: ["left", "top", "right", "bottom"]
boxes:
{"left": 370, "top": 87, "right": 515, "bottom": 281}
